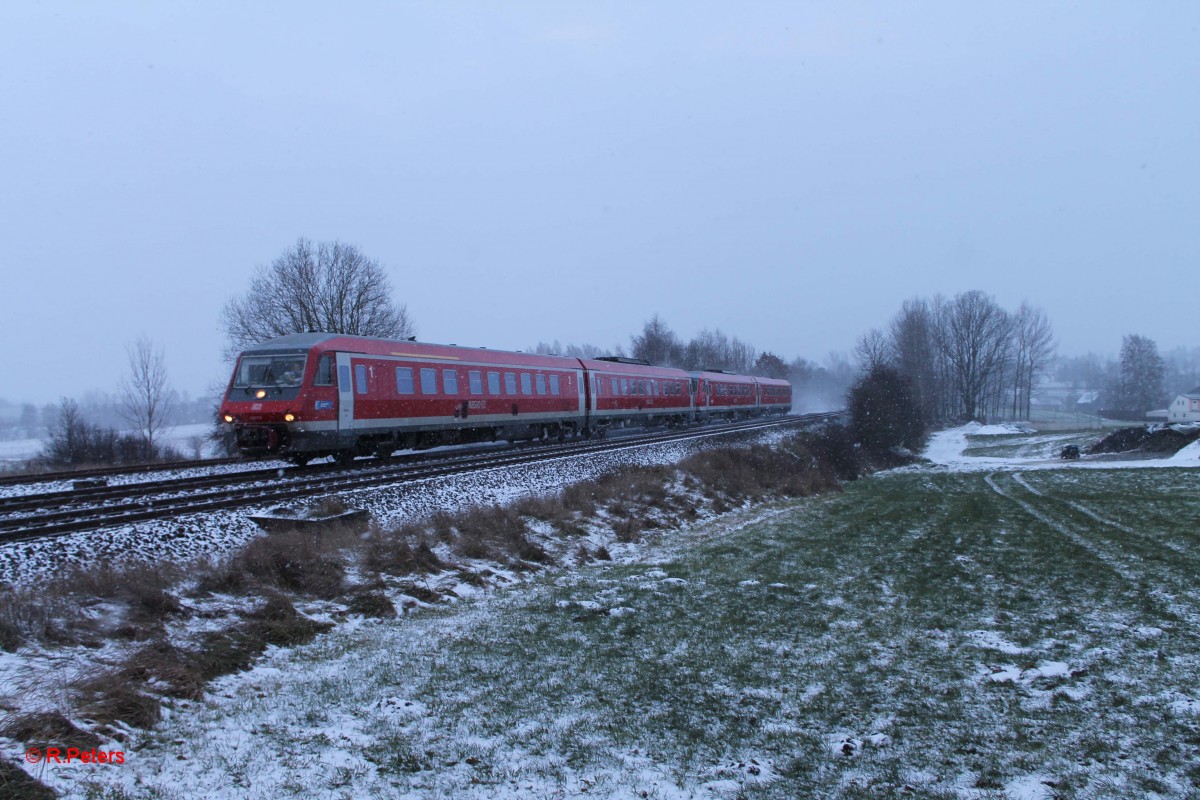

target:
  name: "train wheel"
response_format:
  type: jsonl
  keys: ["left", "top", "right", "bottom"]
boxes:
{"left": 335, "top": 450, "right": 356, "bottom": 466}
{"left": 289, "top": 454, "right": 311, "bottom": 467}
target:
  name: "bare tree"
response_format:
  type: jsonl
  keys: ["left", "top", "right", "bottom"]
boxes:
{"left": 531, "top": 340, "right": 607, "bottom": 359}
{"left": 118, "top": 336, "right": 175, "bottom": 458}
{"left": 934, "top": 291, "right": 1013, "bottom": 422}
{"left": 1009, "top": 303, "right": 1055, "bottom": 420}
{"left": 630, "top": 315, "right": 680, "bottom": 366}
{"left": 222, "top": 238, "right": 416, "bottom": 356}
{"left": 854, "top": 328, "right": 891, "bottom": 371}
{"left": 680, "top": 329, "right": 756, "bottom": 373}
{"left": 888, "top": 298, "right": 940, "bottom": 423}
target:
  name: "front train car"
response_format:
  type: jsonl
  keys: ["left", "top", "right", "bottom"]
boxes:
{"left": 218, "top": 333, "right": 339, "bottom": 461}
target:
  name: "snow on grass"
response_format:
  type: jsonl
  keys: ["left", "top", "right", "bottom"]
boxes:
{"left": 13, "top": 459, "right": 1200, "bottom": 800}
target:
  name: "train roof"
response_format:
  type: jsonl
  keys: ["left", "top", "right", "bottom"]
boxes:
{"left": 579, "top": 358, "right": 690, "bottom": 378}
{"left": 687, "top": 370, "right": 758, "bottom": 384}
{"left": 242, "top": 333, "right": 584, "bottom": 369}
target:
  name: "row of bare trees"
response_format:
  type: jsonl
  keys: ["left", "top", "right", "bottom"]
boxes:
{"left": 857, "top": 291, "right": 1055, "bottom": 423}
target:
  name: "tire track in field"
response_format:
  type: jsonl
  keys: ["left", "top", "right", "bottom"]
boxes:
{"left": 1011, "top": 472, "right": 1188, "bottom": 558}
{"left": 984, "top": 473, "right": 1139, "bottom": 585}
{"left": 986, "top": 472, "right": 1200, "bottom": 626}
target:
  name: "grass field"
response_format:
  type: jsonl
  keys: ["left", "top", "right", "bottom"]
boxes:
{"left": 68, "top": 462, "right": 1200, "bottom": 800}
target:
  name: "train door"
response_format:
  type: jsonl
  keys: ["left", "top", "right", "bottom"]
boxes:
{"left": 335, "top": 352, "right": 355, "bottom": 441}
{"left": 578, "top": 369, "right": 589, "bottom": 428}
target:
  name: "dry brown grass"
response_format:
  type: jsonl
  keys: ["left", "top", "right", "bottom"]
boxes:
{"left": 192, "top": 594, "right": 332, "bottom": 681}
{"left": 200, "top": 529, "right": 346, "bottom": 599}
{"left": 84, "top": 593, "right": 334, "bottom": 721}
{"left": 679, "top": 440, "right": 839, "bottom": 502}
{"left": 345, "top": 589, "right": 397, "bottom": 619}
{"left": 363, "top": 523, "right": 445, "bottom": 576}
{"left": 1, "top": 562, "right": 186, "bottom": 652}
{"left": 421, "top": 504, "right": 554, "bottom": 566}
{"left": 0, "top": 588, "right": 72, "bottom": 652}
{"left": 74, "top": 673, "right": 162, "bottom": 730}
{"left": 0, "top": 711, "right": 102, "bottom": 750}
{"left": 0, "top": 756, "right": 56, "bottom": 800}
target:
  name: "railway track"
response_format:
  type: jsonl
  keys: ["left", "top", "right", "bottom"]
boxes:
{"left": 1, "top": 414, "right": 838, "bottom": 544}
{"left": 0, "top": 455, "right": 266, "bottom": 488}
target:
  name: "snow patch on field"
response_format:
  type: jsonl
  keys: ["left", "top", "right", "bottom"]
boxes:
{"left": 923, "top": 424, "right": 1200, "bottom": 472}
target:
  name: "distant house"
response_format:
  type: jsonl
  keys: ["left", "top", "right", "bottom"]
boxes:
{"left": 1168, "top": 387, "right": 1200, "bottom": 423}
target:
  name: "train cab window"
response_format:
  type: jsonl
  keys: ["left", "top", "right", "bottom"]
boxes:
{"left": 443, "top": 369, "right": 459, "bottom": 395}
{"left": 536, "top": 374, "right": 546, "bottom": 395}
{"left": 469, "top": 370, "right": 483, "bottom": 395}
{"left": 487, "top": 371, "right": 501, "bottom": 394}
{"left": 550, "top": 374, "right": 561, "bottom": 395}
{"left": 420, "top": 368, "right": 437, "bottom": 395}
{"left": 355, "top": 364, "right": 368, "bottom": 395}
{"left": 395, "top": 367, "right": 415, "bottom": 395}
{"left": 314, "top": 355, "right": 334, "bottom": 386}
{"left": 520, "top": 373, "right": 532, "bottom": 395}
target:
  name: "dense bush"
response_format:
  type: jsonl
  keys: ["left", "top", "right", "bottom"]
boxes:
{"left": 848, "top": 364, "right": 927, "bottom": 452}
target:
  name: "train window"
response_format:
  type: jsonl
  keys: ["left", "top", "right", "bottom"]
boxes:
{"left": 443, "top": 369, "right": 458, "bottom": 395}
{"left": 395, "top": 367, "right": 414, "bottom": 395}
{"left": 504, "top": 373, "right": 517, "bottom": 395}
{"left": 536, "top": 374, "right": 546, "bottom": 395}
{"left": 314, "top": 355, "right": 333, "bottom": 386}
{"left": 621, "top": 379, "right": 628, "bottom": 396}
{"left": 520, "top": 373, "right": 532, "bottom": 395}
{"left": 611, "top": 378, "right": 618, "bottom": 395}
{"left": 338, "top": 365, "right": 351, "bottom": 391}
{"left": 469, "top": 370, "right": 483, "bottom": 394}
{"left": 550, "top": 374, "right": 560, "bottom": 395}
{"left": 355, "top": 364, "right": 368, "bottom": 395}
{"left": 487, "top": 371, "right": 501, "bottom": 394}
{"left": 420, "top": 368, "right": 437, "bottom": 395}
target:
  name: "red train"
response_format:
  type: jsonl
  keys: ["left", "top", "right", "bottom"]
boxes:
{"left": 219, "top": 333, "right": 792, "bottom": 464}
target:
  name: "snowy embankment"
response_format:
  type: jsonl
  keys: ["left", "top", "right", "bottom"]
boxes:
{"left": 922, "top": 421, "right": 1199, "bottom": 473}
{"left": 0, "top": 426, "right": 792, "bottom": 586}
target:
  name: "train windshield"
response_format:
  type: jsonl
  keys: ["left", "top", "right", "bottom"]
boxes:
{"left": 234, "top": 355, "right": 308, "bottom": 388}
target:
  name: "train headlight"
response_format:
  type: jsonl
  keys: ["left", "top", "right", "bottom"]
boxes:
{"left": 284, "top": 413, "right": 295, "bottom": 422}
{"left": 256, "top": 390, "right": 267, "bottom": 399}
{"left": 223, "top": 414, "right": 234, "bottom": 423}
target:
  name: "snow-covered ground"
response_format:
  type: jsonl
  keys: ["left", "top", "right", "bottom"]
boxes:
{"left": 921, "top": 421, "right": 1200, "bottom": 472}
{"left": 5, "top": 423, "right": 1199, "bottom": 799}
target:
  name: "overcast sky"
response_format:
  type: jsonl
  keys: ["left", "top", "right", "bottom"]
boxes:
{"left": 2, "top": 2, "right": 1197, "bottom": 404}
